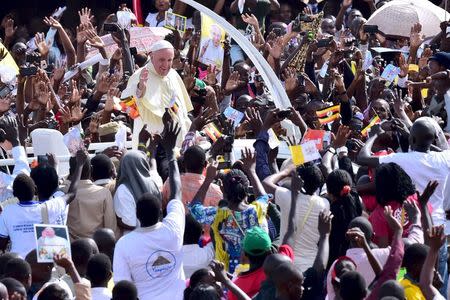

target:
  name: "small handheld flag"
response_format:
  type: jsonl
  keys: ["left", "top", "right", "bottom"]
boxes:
{"left": 289, "top": 141, "right": 321, "bottom": 166}
{"left": 316, "top": 105, "right": 340, "bottom": 125}
{"left": 361, "top": 115, "right": 381, "bottom": 137}
{"left": 203, "top": 123, "right": 222, "bottom": 142}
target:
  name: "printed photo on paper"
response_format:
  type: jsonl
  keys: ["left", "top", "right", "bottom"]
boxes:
{"left": 34, "top": 224, "right": 71, "bottom": 263}
{"left": 164, "top": 11, "right": 187, "bottom": 33}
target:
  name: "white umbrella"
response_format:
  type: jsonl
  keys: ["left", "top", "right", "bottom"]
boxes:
{"left": 366, "top": 0, "right": 449, "bottom": 38}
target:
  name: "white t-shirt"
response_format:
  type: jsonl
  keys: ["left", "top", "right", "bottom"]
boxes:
{"left": 379, "top": 150, "right": 450, "bottom": 226}
{"left": 0, "top": 146, "right": 31, "bottom": 202}
{"left": 91, "top": 287, "right": 112, "bottom": 300}
{"left": 145, "top": 10, "right": 171, "bottom": 27}
{"left": 182, "top": 243, "right": 214, "bottom": 278}
{"left": 114, "top": 184, "right": 137, "bottom": 227}
{"left": 114, "top": 178, "right": 162, "bottom": 229}
{"left": 275, "top": 187, "right": 329, "bottom": 272}
{"left": 113, "top": 199, "right": 185, "bottom": 300}
{"left": 0, "top": 197, "right": 67, "bottom": 258}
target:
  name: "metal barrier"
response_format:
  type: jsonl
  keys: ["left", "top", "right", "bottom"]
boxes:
{"left": 0, "top": 140, "right": 292, "bottom": 166}
{"left": 0, "top": 141, "right": 134, "bottom": 167}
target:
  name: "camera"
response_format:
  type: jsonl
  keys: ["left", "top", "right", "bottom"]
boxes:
{"left": 363, "top": 25, "right": 378, "bottom": 34}
{"left": 26, "top": 53, "right": 41, "bottom": 65}
{"left": 317, "top": 37, "right": 333, "bottom": 48}
{"left": 103, "top": 23, "right": 119, "bottom": 32}
{"left": 278, "top": 109, "right": 292, "bottom": 119}
{"left": 222, "top": 134, "right": 234, "bottom": 154}
{"left": 19, "top": 65, "right": 38, "bottom": 77}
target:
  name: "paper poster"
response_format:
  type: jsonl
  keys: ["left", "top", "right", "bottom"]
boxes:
{"left": 289, "top": 141, "right": 321, "bottom": 166}
{"left": 34, "top": 224, "right": 71, "bottom": 263}
{"left": 302, "top": 129, "right": 326, "bottom": 150}
{"left": 199, "top": 13, "right": 226, "bottom": 78}
{"left": 268, "top": 128, "right": 281, "bottom": 149}
{"left": 63, "top": 127, "right": 85, "bottom": 156}
{"left": 319, "top": 61, "right": 329, "bottom": 78}
{"left": 381, "top": 64, "right": 400, "bottom": 82}
{"left": 164, "top": 11, "right": 187, "bottom": 33}
{"left": 223, "top": 107, "right": 244, "bottom": 127}
{"left": 86, "top": 27, "right": 170, "bottom": 59}
{"left": 0, "top": 42, "right": 18, "bottom": 77}
{"left": 363, "top": 51, "right": 373, "bottom": 71}
{"left": 115, "top": 123, "right": 127, "bottom": 150}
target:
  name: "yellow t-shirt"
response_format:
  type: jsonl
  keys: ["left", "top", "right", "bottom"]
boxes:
{"left": 400, "top": 277, "right": 426, "bottom": 300}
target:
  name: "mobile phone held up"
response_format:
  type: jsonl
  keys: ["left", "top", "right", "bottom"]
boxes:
{"left": 19, "top": 66, "right": 38, "bottom": 77}
{"left": 363, "top": 25, "right": 378, "bottom": 34}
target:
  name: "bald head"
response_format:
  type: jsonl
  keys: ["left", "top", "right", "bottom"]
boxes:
{"left": 379, "top": 280, "right": 405, "bottom": 299}
{"left": 272, "top": 262, "right": 304, "bottom": 300}
{"left": 263, "top": 254, "right": 291, "bottom": 277}
{"left": 93, "top": 228, "right": 116, "bottom": 261}
{"left": 71, "top": 238, "right": 99, "bottom": 277}
{"left": 410, "top": 118, "right": 437, "bottom": 152}
{"left": 25, "top": 250, "right": 53, "bottom": 284}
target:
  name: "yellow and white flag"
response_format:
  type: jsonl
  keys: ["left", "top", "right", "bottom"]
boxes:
{"left": 289, "top": 141, "right": 321, "bottom": 166}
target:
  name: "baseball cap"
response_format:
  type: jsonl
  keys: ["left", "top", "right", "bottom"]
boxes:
{"left": 429, "top": 52, "right": 450, "bottom": 69}
{"left": 243, "top": 227, "right": 271, "bottom": 256}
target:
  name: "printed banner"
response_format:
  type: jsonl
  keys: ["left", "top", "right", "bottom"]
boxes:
{"left": 199, "top": 13, "right": 226, "bottom": 76}
{"left": 86, "top": 27, "right": 170, "bottom": 59}
{"left": 302, "top": 129, "right": 326, "bottom": 150}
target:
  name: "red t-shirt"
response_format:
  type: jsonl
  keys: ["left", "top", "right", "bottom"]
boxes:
{"left": 369, "top": 194, "right": 429, "bottom": 245}
{"left": 227, "top": 245, "right": 294, "bottom": 300}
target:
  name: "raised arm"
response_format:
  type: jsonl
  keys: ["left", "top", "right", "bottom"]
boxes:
{"left": 192, "top": 160, "right": 218, "bottom": 205}
{"left": 64, "top": 150, "right": 88, "bottom": 205}
{"left": 263, "top": 167, "right": 293, "bottom": 196}
{"left": 357, "top": 132, "right": 381, "bottom": 168}
{"left": 313, "top": 210, "right": 332, "bottom": 275}
{"left": 161, "top": 118, "right": 182, "bottom": 201}
{"left": 420, "top": 225, "right": 445, "bottom": 300}
{"left": 210, "top": 260, "right": 251, "bottom": 300}
{"left": 241, "top": 148, "right": 266, "bottom": 198}
{"left": 336, "top": 0, "right": 352, "bottom": 30}
{"left": 44, "top": 16, "right": 76, "bottom": 67}
{"left": 366, "top": 206, "right": 404, "bottom": 300}
{"left": 282, "top": 171, "right": 302, "bottom": 247}
{"left": 347, "top": 227, "right": 382, "bottom": 277}
{"left": 417, "top": 181, "right": 439, "bottom": 245}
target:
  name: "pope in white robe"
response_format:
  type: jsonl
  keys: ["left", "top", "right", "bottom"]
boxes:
{"left": 122, "top": 40, "right": 193, "bottom": 147}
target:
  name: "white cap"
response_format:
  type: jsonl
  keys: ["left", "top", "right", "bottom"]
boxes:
{"left": 149, "top": 40, "right": 174, "bottom": 53}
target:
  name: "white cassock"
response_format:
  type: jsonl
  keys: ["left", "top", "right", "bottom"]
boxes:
{"left": 122, "top": 41, "right": 193, "bottom": 148}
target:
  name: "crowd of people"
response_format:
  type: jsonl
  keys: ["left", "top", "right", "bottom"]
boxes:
{"left": 0, "top": 0, "right": 449, "bottom": 299}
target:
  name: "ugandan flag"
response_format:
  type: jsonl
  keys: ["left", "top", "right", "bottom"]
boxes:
{"left": 203, "top": 123, "right": 222, "bottom": 142}
{"left": 361, "top": 115, "right": 381, "bottom": 137}
{"left": 316, "top": 105, "right": 340, "bottom": 125}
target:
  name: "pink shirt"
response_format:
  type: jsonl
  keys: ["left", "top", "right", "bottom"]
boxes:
{"left": 162, "top": 172, "right": 223, "bottom": 211}
{"left": 369, "top": 194, "right": 422, "bottom": 245}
